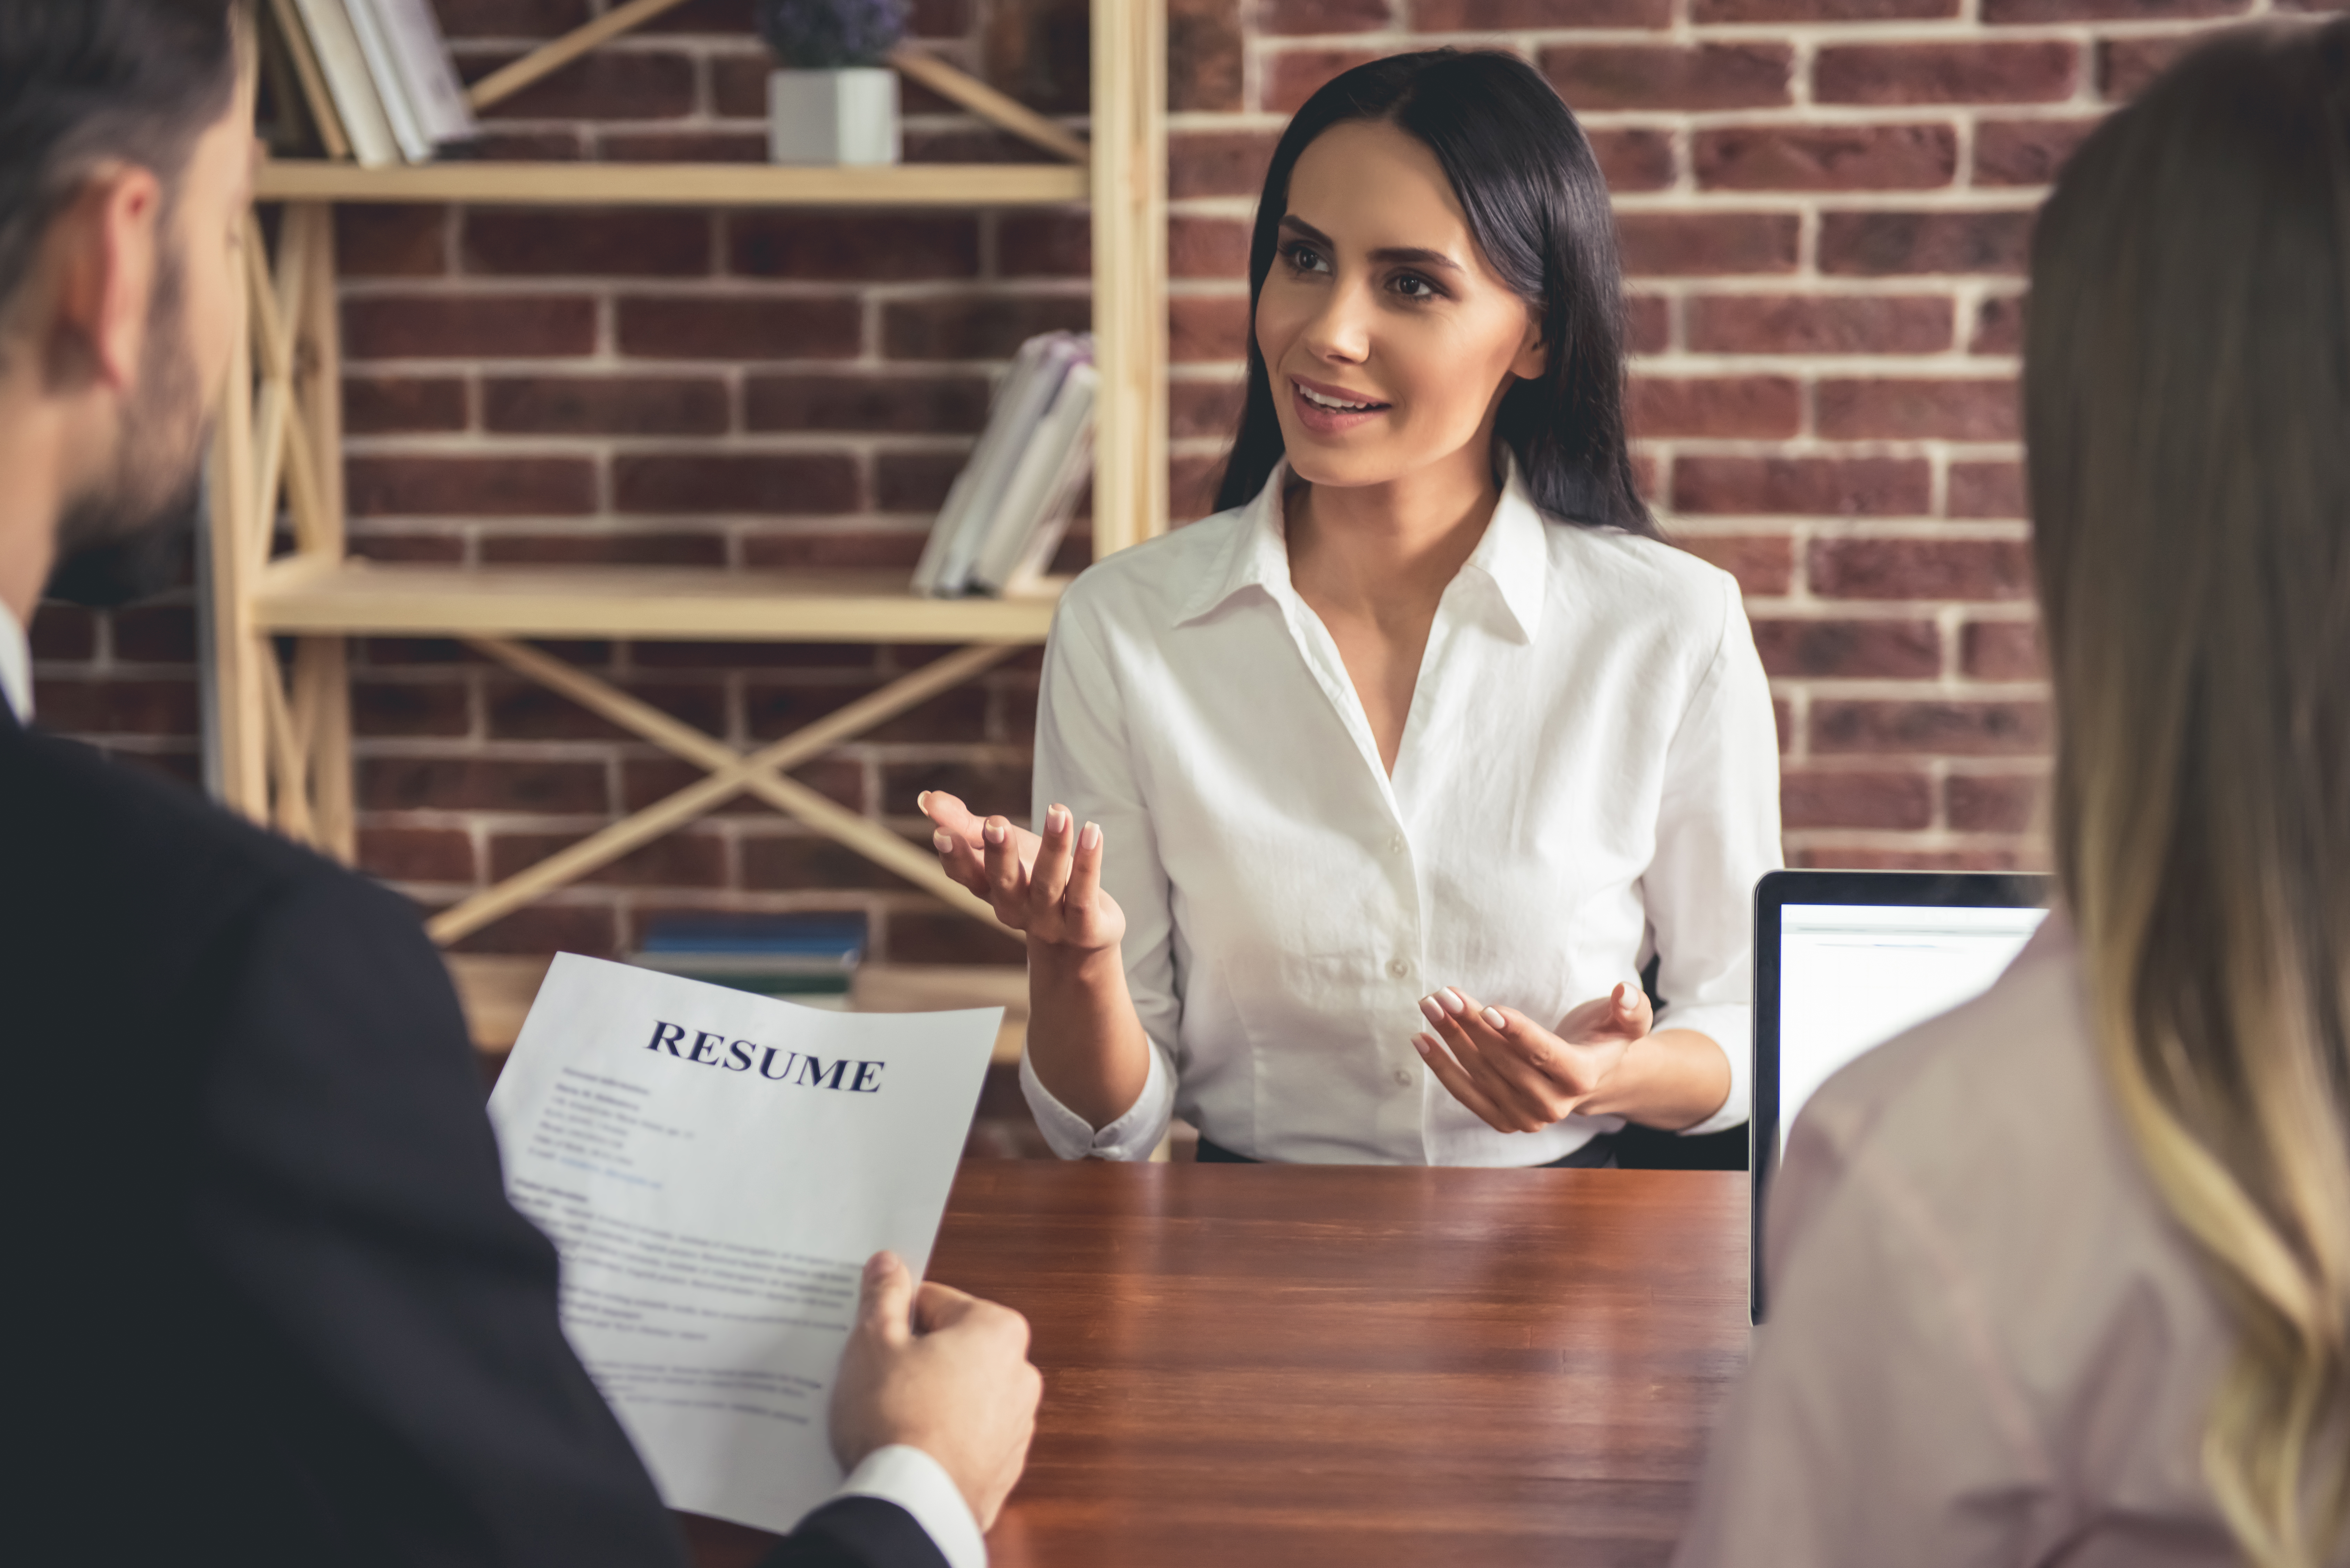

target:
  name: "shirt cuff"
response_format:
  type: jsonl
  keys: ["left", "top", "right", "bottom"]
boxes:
{"left": 833, "top": 1444, "right": 986, "bottom": 1568}
{"left": 1018, "top": 1039, "right": 1172, "bottom": 1161}
{"left": 1654, "top": 1001, "right": 1749, "bottom": 1137}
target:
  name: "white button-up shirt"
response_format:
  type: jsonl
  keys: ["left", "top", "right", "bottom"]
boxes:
{"left": 1022, "top": 462, "right": 1782, "bottom": 1165}
{"left": 0, "top": 597, "right": 31, "bottom": 722}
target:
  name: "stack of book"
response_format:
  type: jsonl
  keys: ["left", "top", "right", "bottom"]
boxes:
{"left": 627, "top": 914, "right": 869, "bottom": 1005}
{"left": 260, "top": 0, "right": 477, "bottom": 168}
{"left": 912, "top": 332, "right": 1098, "bottom": 599}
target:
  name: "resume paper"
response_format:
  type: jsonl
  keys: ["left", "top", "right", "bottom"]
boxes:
{"left": 486, "top": 954, "right": 1001, "bottom": 1534}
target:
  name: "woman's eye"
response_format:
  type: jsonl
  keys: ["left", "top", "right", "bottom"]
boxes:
{"left": 1283, "top": 242, "right": 1329, "bottom": 275}
{"left": 1391, "top": 272, "right": 1440, "bottom": 300}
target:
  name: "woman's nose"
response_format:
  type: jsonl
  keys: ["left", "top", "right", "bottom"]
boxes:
{"left": 1298, "top": 279, "right": 1373, "bottom": 363}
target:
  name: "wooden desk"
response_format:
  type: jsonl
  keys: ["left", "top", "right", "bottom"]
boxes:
{"left": 683, "top": 1163, "right": 1750, "bottom": 1568}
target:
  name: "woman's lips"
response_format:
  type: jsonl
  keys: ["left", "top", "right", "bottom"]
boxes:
{"left": 1289, "top": 376, "right": 1389, "bottom": 434}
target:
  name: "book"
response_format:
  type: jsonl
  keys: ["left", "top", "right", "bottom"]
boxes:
{"left": 289, "top": 0, "right": 398, "bottom": 167}
{"left": 487, "top": 955, "right": 999, "bottom": 1535}
{"left": 265, "top": 0, "right": 352, "bottom": 160}
{"left": 372, "top": 0, "right": 481, "bottom": 151}
{"left": 341, "top": 0, "right": 431, "bottom": 163}
{"left": 911, "top": 332, "right": 1092, "bottom": 598}
{"left": 629, "top": 913, "right": 868, "bottom": 1000}
{"left": 969, "top": 358, "right": 1096, "bottom": 595}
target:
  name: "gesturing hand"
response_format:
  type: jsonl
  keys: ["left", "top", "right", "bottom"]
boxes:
{"left": 1412, "top": 982, "right": 1654, "bottom": 1134}
{"left": 830, "top": 1251, "right": 1043, "bottom": 1531}
{"left": 919, "top": 790, "right": 1124, "bottom": 958}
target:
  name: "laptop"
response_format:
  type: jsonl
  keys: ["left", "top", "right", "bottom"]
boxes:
{"left": 1750, "top": 869, "right": 2053, "bottom": 1321}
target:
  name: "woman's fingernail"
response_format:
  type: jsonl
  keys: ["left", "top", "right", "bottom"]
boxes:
{"left": 1439, "top": 988, "right": 1467, "bottom": 1016}
{"left": 917, "top": 791, "right": 931, "bottom": 812}
{"left": 1418, "top": 995, "right": 1446, "bottom": 1026}
{"left": 1481, "top": 1006, "right": 1508, "bottom": 1031}
{"left": 1412, "top": 1034, "right": 1433, "bottom": 1057}
{"left": 1080, "top": 822, "right": 1101, "bottom": 851}
{"left": 1050, "top": 804, "right": 1071, "bottom": 832}
{"left": 932, "top": 830, "right": 953, "bottom": 852}
{"left": 983, "top": 820, "right": 1007, "bottom": 845}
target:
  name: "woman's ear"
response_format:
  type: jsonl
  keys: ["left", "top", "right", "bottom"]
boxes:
{"left": 1510, "top": 309, "right": 1547, "bottom": 381}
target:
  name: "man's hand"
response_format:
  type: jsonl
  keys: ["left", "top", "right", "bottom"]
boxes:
{"left": 831, "top": 1251, "right": 1042, "bottom": 1531}
{"left": 1412, "top": 982, "right": 1652, "bottom": 1134}
{"left": 919, "top": 790, "right": 1125, "bottom": 959}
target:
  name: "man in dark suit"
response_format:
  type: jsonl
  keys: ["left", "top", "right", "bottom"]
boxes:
{"left": 0, "top": 5, "right": 1040, "bottom": 1564}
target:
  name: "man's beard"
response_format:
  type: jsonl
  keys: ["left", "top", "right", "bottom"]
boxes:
{"left": 47, "top": 242, "right": 211, "bottom": 608}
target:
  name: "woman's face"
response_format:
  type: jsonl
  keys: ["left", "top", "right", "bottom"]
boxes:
{"left": 1253, "top": 118, "right": 1545, "bottom": 496}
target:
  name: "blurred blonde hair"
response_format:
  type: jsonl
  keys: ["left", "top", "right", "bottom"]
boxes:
{"left": 2026, "top": 19, "right": 2350, "bottom": 1566}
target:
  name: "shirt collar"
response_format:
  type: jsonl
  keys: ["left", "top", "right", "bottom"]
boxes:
{"left": 1174, "top": 455, "right": 1550, "bottom": 643}
{"left": 0, "top": 597, "right": 30, "bottom": 723}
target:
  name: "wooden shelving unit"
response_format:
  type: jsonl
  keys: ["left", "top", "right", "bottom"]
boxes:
{"left": 210, "top": 1, "right": 1167, "bottom": 976}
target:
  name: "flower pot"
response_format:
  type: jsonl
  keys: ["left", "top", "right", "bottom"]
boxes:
{"left": 767, "top": 66, "right": 900, "bottom": 166}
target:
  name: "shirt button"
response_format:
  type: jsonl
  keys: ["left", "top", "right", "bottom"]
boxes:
{"left": 1388, "top": 834, "right": 1405, "bottom": 854}
{"left": 1387, "top": 958, "right": 1409, "bottom": 979}
{"left": 1394, "top": 1068, "right": 1414, "bottom": 1087}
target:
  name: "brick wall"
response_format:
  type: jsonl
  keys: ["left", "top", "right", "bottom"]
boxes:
{"left": 30, "top": 0, "right": 2330, "bottom": 963}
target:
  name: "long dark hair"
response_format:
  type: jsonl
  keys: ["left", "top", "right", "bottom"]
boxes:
{"left": 1212, "top": 49, "right": 1654, "bottom": 537}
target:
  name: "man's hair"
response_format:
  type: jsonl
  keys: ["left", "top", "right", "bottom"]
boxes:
{"left": 0, "top": 0, "right": 247, "bottom": 328}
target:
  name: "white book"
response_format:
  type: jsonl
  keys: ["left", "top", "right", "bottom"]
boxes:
{"left": 342, "top": 0, "right": 431, "bottom": 163}
{"left": 911, "top": 335, "right": 1077, "bottom": 597}
{"left": 290, "top": 0, "right": 398, "bottom": 167}
{"left": 487, "top": 955, "right": 998, "bottom": 1535}
{"left": 970, "top": 359, "right": 1096, "bottom": 595}
{"left": 374, "top": 0, "right": 479, "bottom": 148}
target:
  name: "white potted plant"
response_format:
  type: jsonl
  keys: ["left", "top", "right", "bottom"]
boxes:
{"left": 758, "top": 0, "right": 906, "bottom": 167}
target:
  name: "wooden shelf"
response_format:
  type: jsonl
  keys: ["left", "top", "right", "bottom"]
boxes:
{"left": 251, "top": 559, "right": 1064, "bottom": 642}
{"left": 255, "top": 159, "right": 1088, "bottom": 208}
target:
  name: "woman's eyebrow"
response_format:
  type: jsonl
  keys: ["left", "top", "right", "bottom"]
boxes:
{"left": 1276, "top": 215, "right": 1462, "bottom": 274}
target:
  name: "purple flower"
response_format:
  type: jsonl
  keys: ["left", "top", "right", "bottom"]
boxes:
{"left": 756, "top": 0, "right": 908, "bottom": 69}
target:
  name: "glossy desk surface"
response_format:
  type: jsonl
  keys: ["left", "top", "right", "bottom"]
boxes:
{"left": 683, "top": 1162, "right": 1750, "bottom": 1568}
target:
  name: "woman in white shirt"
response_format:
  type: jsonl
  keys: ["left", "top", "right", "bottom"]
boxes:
{"left": 920, "top": 50, "right": 1781, "bottom": 1167}
{"left": 1678, "top": 20, "right": 2350, "bottom": 1567}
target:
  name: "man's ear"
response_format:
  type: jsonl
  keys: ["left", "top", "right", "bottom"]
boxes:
{"left": 46, "top": 165, "right": 163, "bottom": 394}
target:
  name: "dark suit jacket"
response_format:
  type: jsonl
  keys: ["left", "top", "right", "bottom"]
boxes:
{"left": 0, "top": 708, "right": 948, "bottom": 1568}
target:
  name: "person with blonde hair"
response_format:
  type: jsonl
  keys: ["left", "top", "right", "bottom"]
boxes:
{"left": 1676, "top": 18, "right": 2350, "bottom": 1568}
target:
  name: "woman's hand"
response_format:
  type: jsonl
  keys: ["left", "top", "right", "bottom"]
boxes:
{"left": 919, "top": 790, "right": 1125, "bottom": 957}
{"left": 1413, "top": 982, "right": 1653, "bottom": 1134}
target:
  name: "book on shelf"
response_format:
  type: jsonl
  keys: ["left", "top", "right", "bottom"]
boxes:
{"left": 627, "top": 913, "right": 869, "bottom": 1001}
{"left": 912, "top": 331, "right": 1097, "bottom": 599}
{"left": 274, "top": 0, "right": 477, "bottom": 167}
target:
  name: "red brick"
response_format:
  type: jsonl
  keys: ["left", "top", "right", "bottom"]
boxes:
{"left": 1416, "top": 0, "right": 1669, "bottom": 24}
{"left": 742, "top": 530, "right": 931, "bottom": 569}
{"left": 1971, "top": 294, "right": 2025, "bottom": 356}
{"left": 637, "top": 0, "right": 752, "bottom": 33}
{"left": 1819, "top": 210, "right": 2034, "bottom": 276}
{"left": 1541, "top": 44, "right": 1792, "bottom": 111}
{"left": 1171, "top": 215, "right": 1250, "bottom": 279}
{"left": 1672, "top": 457, "right": 1930, "bottom": 517}
{"left": 344, "top": 376, "right": 469, "bottom": 434}
{"left": 490, "top": 831, "right": 727, "bottom": 888}
{"left": 1811, "top": 699, "right": 2050, "bottom": 755}
{"left": 1257, "top": 0, "right": 1393, "bottom": 29}
{"left": 617, "top": 296, "right": 861, "bottom": 360}
{"left": 29, "top": 678, "right": 199, "bottom": 735}
{"left": 1949, "top": 461, "right": 2026, "bottom": 518}
{"left": 727, "top": 213, "right": 981, "bottom": 280}
{"left": 899, "top": 127, "right": 1065, "bottom": 166}
{"left": 1946, "top": 771, "right": 2047, "bottom": 832}
{"left": 742, "top": 833, "right": 919, "bottom": 892}
{"left": 359, "top": 757, "right": 611, "bottom": 814}
{"left": 1618, "top": 213, "right": 1800, "bottom": 277}
{"left": 1172, "top": 378, "right": 1246, "bottom": 440}
{"left": 621, "top": 757, "right": 865, "bottom": 815}
{"left": 1792, "top": 845, "right": 2032, "bottom": 871}
{"left": 351, "top": 679, "right": 469, "bottom": 737}
{"left": 1676, "top": 534, "right": 1793, "bottom": 596}
{"left": 1782, "top": 768, "right": 1935, "bottom": 830}
{"left": 2097, "top": 36, "right": 2197, "bottom": 100}
{"left": 1264, "top": 48, "right": 1382, "bottom": 113}
{"left": 630, "top": 642, "right": 877, "bottom": 672}
{"left": 348, "top": 456, "right": 596, "bottom": 517}
{"left": 1625, "top": 295, "right": 1670, "bottom": 355}
{"left": 1974, "top": 118, "right": 2097, "bottom": 187}
{"left": 1961, "top": 618, "right": 2045, "bottom": 678}
{"left": 26, "top": 605, "right": 95, "bottom": 660}
{"left": 1817, "top": 378, "right": 2019, "bottom": 441}
{"left": 882, "top": 295, "right": 1092, "bottom": 360}
{"left": 344, "top": 295, "right": 596, "bottom": 359}
{"left": 468, "top": 50, "right": 694, "bottom": 119}
{"left": 112, "top": 604, "right": 199, "bottom": 662}
{"left": 1773, "top": 698, "right": 1794, "bottom": 752}
{"left": 434, "top": 0, "right": 588, "bottom": 36}
{"left": 1810, "top": 537, "right": 2034, "bottom": 599}
{"left": 1171, "top": 295, "right": 1251, "bottom": 364}
{"left": 1813, "top": 42, "right": 2078, "bottom": 104}
{"left": 884, "top": 910, "right": 1026, "bottom": 966}
{"left": 1697, "top": 124, "right": 1957, "bottom": 191}
{"left": 1591, "top": 128, "right": 1676, "bottom": 193}
{"left": 486, "top": 677, "right": 725, "bottom": 741}
{"left": 876, "top": 452, "right": 970, "bottom": 512}
{"left": 614, "top": 454, "right": 861, "bottom": 515}
{"left": 465, "top": 129, "right": 585, "bottom": 160}
{"left": 481, "top": 532, "right": 727, "bottom": 566}
{"left": 746, "top": 374, "right": 991, "bottom": 434}
{"left": 447, "top": 904, "right": 619, "bottom": 959}
{"left": 1751, "top": 617, "right": 1942, "bottom": 678}
{"left": 709, "top": 54, "right": 773, "bottom": 118}
{"left": 334, "top": 205, "right": 448, "bottom": 277}
{"left": 597, "top": 129, "right": 767, "bottom": 163}
{"left": 483, "top": 376, "right": 728, "bottom": 436}
{"left": 349, "top": 534, "right": 466, "bottom": 565}
{"left": 1992, "top": 0, "right": 2242, "bottom": 19}
{"left": 883, "top": 760, "right": 1035, "bottom": 822}
{"left": 462, "top": 211, "right": 711, "bottom": 276}
{"left": 1629, "top": 376, "right": 1801, "bottom": 439}
{"left": 1686, "top": 294, "right": 1951, "bottom": 355}
{"left": 357, "top": 827, "right": 477, "bottom": 886}
{"left": 997, "top": 212, "right": 1091, "bottom": 278}
{"left": 1697, "top": 0, "right": 1949, "bottom": 17}
{"left": 1172, "top": 453, "right": 1227, "bottom": 521}
{"left": 1169, "top": 0, "right": 1245, "bottom": 113}
{"left": 1170, "top": 131, "right": 1278, "bottom": 199}
{"left": 869, "top": 686, "right": 991, "bottom": 745}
